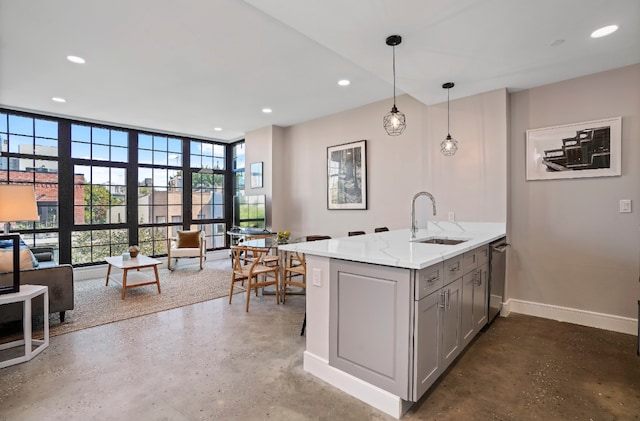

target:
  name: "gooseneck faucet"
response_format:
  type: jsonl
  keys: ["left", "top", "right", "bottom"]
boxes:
{"left": 411, "top": 191, "right": 437, "bottom": 239}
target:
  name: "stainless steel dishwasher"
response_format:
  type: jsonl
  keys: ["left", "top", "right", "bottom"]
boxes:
{"left": 488, "top": 238, "right": 508, "bottom": 323}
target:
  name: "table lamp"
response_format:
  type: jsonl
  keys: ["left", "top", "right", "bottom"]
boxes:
{"left": 0, "top": 185, "right": 40, "bottom": 234}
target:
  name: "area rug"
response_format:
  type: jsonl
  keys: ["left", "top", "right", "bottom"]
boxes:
{"left": 1, "top": 261, "right": 233, "bottom": 340}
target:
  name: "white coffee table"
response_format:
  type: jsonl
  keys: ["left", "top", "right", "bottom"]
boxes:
{"left": 105, "top": 255, "right": 162, "bottom": 300}
{"left": 0, "top": 284, "right": 49, "bottom": 368}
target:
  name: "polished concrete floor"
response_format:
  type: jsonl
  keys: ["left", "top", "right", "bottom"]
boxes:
{"left": 1, "top": 279, "right": 639, "bottom": 420}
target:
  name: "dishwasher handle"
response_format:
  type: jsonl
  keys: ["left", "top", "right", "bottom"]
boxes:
{"left": 492, "top": 243, "right": 509, "bottom": 253}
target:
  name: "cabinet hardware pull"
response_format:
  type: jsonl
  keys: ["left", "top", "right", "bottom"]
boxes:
{"left": 445, "top": 289, "right": 450, "bottom": 310}
{"left": 439, "top": 291, "right": 446, "bottom": 309}
{"left": 448, "top": 262, "right": 460, "bottom": 272}
{"left": 425, "top": 275, "right": 439, "bottom": 283}
{"left": 474, "top": 270, "right": 482, "bottom": 286}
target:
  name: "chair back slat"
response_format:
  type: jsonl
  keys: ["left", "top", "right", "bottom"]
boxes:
{"left": 306, "top": 235, "right": 331, "bottom": 242}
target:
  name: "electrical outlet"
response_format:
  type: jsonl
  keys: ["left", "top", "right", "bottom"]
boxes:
{"left": 620, "top": 199, "right": 632, "bottom": 213}
{"left": 448, "top": 211, "right": 455, "bottom": 222}
{"left": 312, "top": 268, "right": 322, "bottom": 286}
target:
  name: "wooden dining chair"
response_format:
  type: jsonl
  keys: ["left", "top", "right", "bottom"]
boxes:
{"left": 243, "top": 234, "right": 279, "bottom": 267}
{"left": 282, "top": 235, "right": 331, "bottom": 304}
{"left": 229, "top": 245, "right": 279, "bottom": 312}
{"left": 348, "top": 231, "right": 366, "bottom": 236}
{"left": 282, "top": 250, "right": 306, "bottom": 304}
{"left": 305, "top": 235, "right": 332, "bottom": 242}
{"left": 374, "top": 227, "right": 389, "bottom": 233}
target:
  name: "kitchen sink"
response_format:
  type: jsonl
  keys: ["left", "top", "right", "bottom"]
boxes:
{"left": 413, "top": 237, "right": 468, "bottom": 245}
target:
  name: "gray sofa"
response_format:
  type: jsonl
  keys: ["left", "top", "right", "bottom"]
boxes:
{"left": 0, "top": 246, "right": 74, "bottom": 324}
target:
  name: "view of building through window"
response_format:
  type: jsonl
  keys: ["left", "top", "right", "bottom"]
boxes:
{"left": 0, "top": 110, "right": 239, "bottom": 266}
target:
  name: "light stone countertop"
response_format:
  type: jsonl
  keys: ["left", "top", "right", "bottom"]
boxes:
{"left": 278, "top": 222, "right": 506, "bottom": 270}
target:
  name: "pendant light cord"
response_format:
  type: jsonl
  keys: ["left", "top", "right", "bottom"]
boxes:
{"left": 447, "top": 87, "right": 450, "bottom": 135}
{"left": 392, "top": 46, "right": 397, "bottom": 107}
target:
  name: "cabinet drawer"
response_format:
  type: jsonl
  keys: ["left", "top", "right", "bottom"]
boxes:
{"left": 463, "top": 249, "right": 478, "bottom": 273}
{"left": 443, "top": 256, "right": 463, "bottom": 284}
{"left": 476, "top": 245, "right": 489, "bottom": 267}
{"left": 415, "top": 262, "right": 444, "bottom": 300}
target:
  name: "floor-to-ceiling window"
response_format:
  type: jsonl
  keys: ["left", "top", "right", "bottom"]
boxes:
{"left": 0, "top": 108, "right": 235, "bottom": 266}
{"left": 137, "top": 133, "right": 183, "bottom": 257}
{"left": 0, "top": 113, "right": 60, "bottom": 258}
{"left": 189, "top": 140, "right": 226, "bottom": 249}
{"left": 232, "top": 141, "right": 245, "bottom": 196}
{"left": 70, "top": 123, "right": 129, "bottom": 264}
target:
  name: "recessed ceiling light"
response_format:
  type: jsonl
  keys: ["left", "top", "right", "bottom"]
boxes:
{"left": 262, "top": 108, "right": 272, "bottom": 114}
{"left": 338, "top": 79, "right": 350, "bottom": 86}
{"left": 591, "top": 25, "right": 618, "bottom": 38}
{"left": 549, "top": 39, "right": 565, "bottom": 47}
{"left": 52, "top": 97, "right": 66, "bottom": 103}
{"left": 214, "top": 127, "right": 222, "bottom": 131}
{"left": 66, "top": 55, "right": 86, "bottom": 64}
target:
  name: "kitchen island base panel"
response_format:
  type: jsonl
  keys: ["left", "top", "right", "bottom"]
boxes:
{"left": 303, "top": 351, "right": 412, "bottom": 419}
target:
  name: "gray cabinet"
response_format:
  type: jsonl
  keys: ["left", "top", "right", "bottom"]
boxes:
{"left": 329, "top": 245, "right": 491, "bottom": 404}
{"left": 412, "top": 289, "right": 442, "bottom": 400}
{"left": 473, "top": 262, "right": 489, "bottom": 330}
{"left": 441, "top": 277, "right": 462, "bottom": 366}
{"left": 461, "top": 254, "right": 489, "bottom": 349}
{"left": 461, "top": 271, "right": 476, "bottom": 347}
{"left": 329, "top": 259, "right": 411, "bottom": 399}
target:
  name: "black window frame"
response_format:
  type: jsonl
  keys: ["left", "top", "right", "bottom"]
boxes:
{"left": 1, "top": 107, "right": 236, "bottom": 267}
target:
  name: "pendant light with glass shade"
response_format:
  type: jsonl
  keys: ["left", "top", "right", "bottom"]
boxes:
{"left": 440, "top": 82, "right": 458, "bottom": 156}
{"left": 383, "top": 35, "right": 406, "bottom": 136}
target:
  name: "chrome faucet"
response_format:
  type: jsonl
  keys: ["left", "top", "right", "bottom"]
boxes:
{"left": 411, "top": 192, "right": 436, "bottom": 239}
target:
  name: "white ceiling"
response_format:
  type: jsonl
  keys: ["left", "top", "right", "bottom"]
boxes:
{"left": 1, "top": 0, "right": 638, "bottom": 142}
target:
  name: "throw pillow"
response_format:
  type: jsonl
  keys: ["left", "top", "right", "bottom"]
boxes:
{"left": 177, "top": 230, "right": 201, "bottom": 248}
{"left": 0, "top": 237, "right": 38, "bottom": 267}
{"left": 0, "top": 248, "right": 35, "bottom": 272}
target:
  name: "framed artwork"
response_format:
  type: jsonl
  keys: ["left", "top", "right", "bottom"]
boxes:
{"left": 526, "top": 117, "right": 621, "bottom": 181}
{"left": 327, "top": 140, "right": 367, "bottom": 210}
{"left": 250, "top": 162, "right": 263, "bottom": 188}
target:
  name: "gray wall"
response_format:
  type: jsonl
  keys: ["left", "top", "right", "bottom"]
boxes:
{"left": 246, "top": 63, "right": 639, "bottom": 322}
{"left": 508, "top": 64, "right": 640, "bottom": 319}
{"left": 249, "top": 90, "right": 507, "bottom": 239}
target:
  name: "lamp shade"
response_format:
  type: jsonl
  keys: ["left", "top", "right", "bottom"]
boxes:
{"left": 0, "top": 185, "right": 39, "bottom": 223}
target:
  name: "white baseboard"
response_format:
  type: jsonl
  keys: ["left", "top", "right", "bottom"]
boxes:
{"left": 503, "top": 298, "right": 638, "bottom": 335}
{"left": 303, "top": 351, "right": 408, "bottom": 419}
{"left": 73, "top": 250, "right": 229, "bottom": 282}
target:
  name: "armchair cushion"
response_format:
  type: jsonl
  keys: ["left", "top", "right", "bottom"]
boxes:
{"left": 176, "top": 230, "right": 201, "bottom": 248}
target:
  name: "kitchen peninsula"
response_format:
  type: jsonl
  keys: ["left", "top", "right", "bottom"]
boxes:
{"left": 279, "top": 222, "right": 506, "bottom": 418}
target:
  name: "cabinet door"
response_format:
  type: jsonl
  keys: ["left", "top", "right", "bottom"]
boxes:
{"left": 461, "top": 271, "right": 476, "bottom": 349}
{"left": 329, "top": 259, "right": 411, "bottom": 399}
{"left": 413, "top": 290, "right": 442, "bottom": 401}
{"left": 473, "top": 263, "right": 489, "bottom": 329}
{"left": 441, "top": 277, "right": 462, "bottom": 366}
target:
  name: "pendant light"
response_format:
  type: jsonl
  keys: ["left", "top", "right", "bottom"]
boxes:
{"left": 383, "top": 35, "right": 406, "bottom": 136}
{"left": 440, "top": 82, "right": 458, "bottom": 156}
